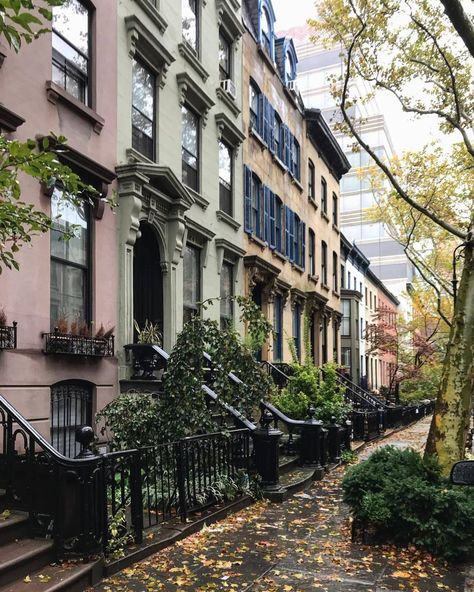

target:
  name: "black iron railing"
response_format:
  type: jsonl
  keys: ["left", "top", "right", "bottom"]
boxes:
{"left": 43, "top": 329, "right": 114, "bottom": 357}
{"left": 0, "top": 322, "right": 17, "bottom": 350}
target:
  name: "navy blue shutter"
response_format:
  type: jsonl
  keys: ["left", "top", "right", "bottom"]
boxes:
{"left": 262, "top": 96, "right": 269, "bottom": 142}
{"left": 293, "top": 216, "right": 299, "bottom": 264}
{"left": 269, "top": 192, "right": 276, "bottom": 249}
{"left": 263, "top": 186, "right": 270, "bottom": 243}
{"left": 276, "top": 200, "right": 282, "bottom": 252}
{"left": 268, "top": 103, "right": 275, "bottom": 153}
{"left": 258, "top": 95, "right": 265, "bottom": 137}
{"left": 302, "top": 222, "right": 306, "bottom": 269}
{"left": 244, "top": 165, "right": 252, "bottom": 233}
{"left": 256, "top": 183, "right": 262, "bottom": 238}
{"left": 289, "top": 209, "right": 295, "bottom": 262}
{"left": 284, "top": 205, "right": 290, "bottom": 257}
{"left": 284, "top": 126, "right": 291, "bottom": 168}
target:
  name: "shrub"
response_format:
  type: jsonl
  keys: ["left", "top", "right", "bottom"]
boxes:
{"left": 343, "top": 446, "right": 474, "bottom": 561}
{"left": 399, "top": 364, "right": 442, "bottom": 403}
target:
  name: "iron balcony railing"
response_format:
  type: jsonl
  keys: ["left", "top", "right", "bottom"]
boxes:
{"left": 0, "top": 322, "right": 17, "bottom": 350}
{"left": 43, "top": 329, "right": 114, "bottom": 357}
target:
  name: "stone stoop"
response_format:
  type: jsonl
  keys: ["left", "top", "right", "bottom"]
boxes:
{"left": 0, "top": 511, "right": 101, "bottom": 592}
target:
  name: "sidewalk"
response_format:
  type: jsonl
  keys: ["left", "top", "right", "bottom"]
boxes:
{"left": 94, "top": 417, "right": 472, "bottom": 592}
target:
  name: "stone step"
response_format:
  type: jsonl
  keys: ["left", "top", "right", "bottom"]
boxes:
{"left": 0, "top": 512, "right": 29, "bottom": 546}
{"left": 0, "top": 559, "right": 101, "bottom": 592}
{"left": 0, "top": 539, "right": 55, "bottom": 588}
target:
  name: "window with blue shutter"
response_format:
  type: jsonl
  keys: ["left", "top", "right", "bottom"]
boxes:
{"left": 293, "top": 214, "right": 300, "bottom": 265}
{"left": 275, "top": 196, "right": 282, "bottom": 252}
{"left": 269, "top": 192, "right": 276, "bottom": 248}
{"left": 301, "top": 222, "right": 306, "bottom": 269}
{"left": 284, "top": 126, "right": 291, "bottom": 168}
{"left": 258, "top": 94, "right": 265, "bottom": 138}
{"left": 244, "top": 165, "right": 252, "bottom": 233}
{"left": 284, "top": 205, "right": 290, "bottom": 257}
{"left": 263, "top": 185, "right": 271, "bottom": 243}
{"left": 268, "top": 102, "right": 275, "bottom": 153}
{"left": 262, "top": 96, "right": 269, "bottom": 144}
{"left": 289, "top": 209, "right": 295, "bottom": 262}
{"left": 251, "top": 173, "right": 262, "bottom": 238}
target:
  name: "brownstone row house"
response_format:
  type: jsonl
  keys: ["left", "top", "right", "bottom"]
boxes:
{"left": 241, "top": 0, "right": 350, "bottom": 364}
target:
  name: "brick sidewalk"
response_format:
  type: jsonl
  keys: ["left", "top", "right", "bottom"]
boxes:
{"left": 94, "top": 417, "right": 472, "bottom": 592}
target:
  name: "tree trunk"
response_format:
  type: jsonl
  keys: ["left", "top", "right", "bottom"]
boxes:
{"left": 425, "top": 238, "right": 474, "bottom": 476}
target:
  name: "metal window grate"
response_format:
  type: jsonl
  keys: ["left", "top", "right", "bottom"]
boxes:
{"left": 51, "top": 382, "right": 93, "bottom": 458}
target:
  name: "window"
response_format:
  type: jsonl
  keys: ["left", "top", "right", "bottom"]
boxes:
{"left": 321, "top": 241, "right": 328, "bottom": 285}
{"left": 348, "top": 271, "right": 351, "bottom": 288}
{"left": 341, "top": 300, "right": 351, "bottom": 336}
{"left": 52, "top": 0, "right": 90, "bottom": 104}
{"left": 294, "top": 214, "right": 301, "bottom": 266}
{"left": 219, "top": 32, "right": 231, "bottom": 81}
{"left": 285, "top": 50, "right": 295, "bottom": 81}
{"left": 51, "top": 381, "right": 92, "bottom": 457}
{"left": 50, "top": 187, "right": 89, "bottom": 327}
{"left": 322, "top": 317, "right": 328, "bottom": 363}
{"left": 292, "top": 304, "right": 301, "bottom": 361}
{"left": 182, "top": 0, "right": 198, "bottom": 53}
{"left": 251, "top": 173, "right": 262, "bottom": 238}
{"left": 132, "top": 59, "right": 155, "bottom": 160}
{"left": 274, "top": 195, "right": 283, "bottom": 252}
{"left": 273, "top": 294, "right": 283, "bottom": 361}
{"left": 183, "top": 244, "right": 201, "bottom": 323}
{"left": 354, "top": 277, "right": 357, "bottom": 290}
{"left": 374, "top": 295, "right": 377, "bottom": 310}
{"left": 332, "top": 251, "right": 338, "bottom": 292}
{"left": 261, "top": 7, "right": 272, "bottom": 57}
{"left": 249, "top": 80, "right": 260, "bottom": 131}
{"left": 359, "top": 282, "right": 362, "bottom": 296}
{"left": 220, "top": 262, "right": 233, "bottom": 328}
{"left": 341, "top": 265, "right": 345, "bottom": 288}
{"left": 365, "top": 287, "right": 368, "bottom": 304}
{"left": 308, "top": 159, "right": 315, "bottom": 200}
{"left": 181, "top": 105, "right": 199, "bottom": 191}
{"left": 274, "top": 114, "right": 282, "bottom": 159}
{"left": 309, "top": 229, "right": 315, "bottom": 276}
{"left": 341, "top": 347, "right": 351, "bottom": 368}
{"left": 332, "top": 192, "right": 338, "bottom": 226}
{"left": 218, "top": 140, "right": 232, "bottom": 215}
{"left": 291, "top": 137, "right": 300, "bottom": 180}
{"left": 321, "top": 177, "right": 327, "bottom": 214}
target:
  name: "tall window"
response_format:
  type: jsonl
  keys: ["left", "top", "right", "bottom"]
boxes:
{"left": 292, "top": 304, "right": 301, "bottom": 361}
{"left": 52, "top": 0, "right": 90, "bottom": 104}
{"left": 274, "top": 195, "right": 283, "bottom": 252}
{"left": 274, "top": 114, "right": 282, "bottom": 159}
{"left": 51, "top": 381, "right": 92, "bottom": 457}
{"left": 322, "top": 317, "right": 328, "bottom": 363}
{"left": 285, "top": 50, "right": 295, "bottom": 81}
{"left": 341, "top": 265, "right": 345, "bottom": 288}
{"left": 308, "top": 159, "right": 315, "bottom": 200}
{"left": 219, "top": 32, "right": 231, "bottom": 80}
{"left": 273, "top": 294, "right": 283, "bottom": 361}
{"left": 251, "top": 173, "right": 262, "bottom": 238}
{"left": 291, "top": 138, "right": 300, "bottom": 180}
{"left": 132, "top": 60, "right": 155, "bottom": 160}
{"left": 341, "top": 347, "right": 351, "bottom": 368}
{"left": 220, "top": 262, "right": 233, "bottom": 329}
{"left": 309, "top": 229, "right": 315, "bottom": 276}
{"left": 332, "top": 192, "right": 338, "bottom": 226}
{"left": 261, "top": 7, "right": 272, "bottom": 57}
{"left": 321, "top": 177, "right": 328, "bottom": 214}
{"left": 181, "top": 105, "right": 199, "bottom": 191}
{"left": 332, "top": 251, "right": 338, "bottom": 292}
{"left": 321, "top": 241, "right": 328, "bottom": 285}
{"left": 249, "top": 81, "right": 260, "bottom": 131}
{"left": 183, "top": 244, "right": 201, "bottom": 323}
{"left": 341, "top": 299, "right": 350, "bottom": 336}
{"left": 218, "top": 140, "right": 232, "bottom": 215}
{"left": 50, "top": 187, "right": 89, "bottom": 327}
{"left": 182, "top": 0, "right": 198, "bottom": 53}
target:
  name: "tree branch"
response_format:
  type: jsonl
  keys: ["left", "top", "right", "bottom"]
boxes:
{"left": 439, "top": 0, "right": 474, "bottom": 59}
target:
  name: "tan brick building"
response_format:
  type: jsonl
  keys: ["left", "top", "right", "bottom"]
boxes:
{"left": 241, "top": 0, "right": 350, "bottom": 364}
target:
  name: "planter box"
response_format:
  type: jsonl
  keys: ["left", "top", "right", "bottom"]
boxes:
{"left": 43, "top": 331, "right": 114, "bottom": 357}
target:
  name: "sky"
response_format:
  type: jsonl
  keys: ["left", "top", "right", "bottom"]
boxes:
{"left": 271, "top": 0, "right": 453, "bottom": 154}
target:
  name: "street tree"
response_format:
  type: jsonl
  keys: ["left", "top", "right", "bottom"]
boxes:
{"left": 311, "top": 0, "right": 474, "bottom": 474}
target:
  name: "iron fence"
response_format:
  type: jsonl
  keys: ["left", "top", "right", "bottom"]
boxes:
{"left": 43, "top": 330, "right": 114, "bottom": 357}
{"left": 0, "top": 323, "right": 17, "bottom": 350}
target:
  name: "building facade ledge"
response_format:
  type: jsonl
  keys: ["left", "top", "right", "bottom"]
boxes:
{"left": 216, "top": 209, "right": 241, "bottom": 230}
{"left": 45, "top": 81, "right": 104, "bottom": 134}
{"left": 178, "top": 41, "right": 209, "bottom": 82}
{"left": 131, "top": 0, "right": 168, "bottom": 33}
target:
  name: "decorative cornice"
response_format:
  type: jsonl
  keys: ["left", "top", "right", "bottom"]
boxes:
{"left": 215, "top": 86, "right": 241, "bottom": 117}
{"left": 178, "top": 42, "right": 209, "bottom": 82}
{"left": 176, "top": 72, "right": 214, "bottom": 126}
{"left": 215, "top": 112, "right": 245, "bottom": 147}
{"left": 0, "top": 104, "right": 25, "bottom": 132}
{"left": 131, "top": 0, "right": 168, "bottom": 34}
{"left": 216, "top": 0, "right": 244, "bottom": 40}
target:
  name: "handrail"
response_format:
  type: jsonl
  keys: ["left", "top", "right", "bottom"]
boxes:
{"left": 335, "top": 371, "right": 386, "bottom": 408}
{"left": 259, "top": 400, "right": 305, "bottom": 428}
{"left": 201, "top": 385, "right": 256, "bottom": 431}
{"left": 260, "top": 360, "right": 290, "bottom": 383}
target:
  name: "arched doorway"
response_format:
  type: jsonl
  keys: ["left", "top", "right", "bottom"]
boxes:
{"left": 133, "top": 223, "right": 163, "bottom": 341}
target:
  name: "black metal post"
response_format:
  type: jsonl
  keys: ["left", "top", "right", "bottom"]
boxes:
{"left": 344, "top": 419, "right": 352, "bottom": 451}
{"left": 320, "top": 427, "right": 328, "bottom": 468}
{"left": 328, "top": 417, "right": 341, "bottom": 463}
{"left": 299, "top": 407, "right": 323, "bottom": 479}
{"left": 251, "top": 410, "right": 283, "bottom": 491}
{"left": 130, "top": 450, "right": 144, "bottom": 544}
{"left": 176, "top": 440, "right": 188, "bottom": 522}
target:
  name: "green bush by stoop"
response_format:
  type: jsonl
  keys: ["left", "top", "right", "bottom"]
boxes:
{"left": 342, "top": 446, "right": 474, "bottom": 561}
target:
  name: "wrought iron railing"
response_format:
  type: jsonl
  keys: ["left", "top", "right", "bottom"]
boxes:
{"left": 0, "top": 322, "right": 17, "bottom": 350}
{"left": 336, "top": 371, "right": 386, "bottom": 408}
{"left": 43, "top": 329, "right": 114, "bottom": 357}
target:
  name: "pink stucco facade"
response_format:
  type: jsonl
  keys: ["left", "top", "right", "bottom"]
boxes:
{"left": 0, "top": 1, "right": 118, "bottom": 443}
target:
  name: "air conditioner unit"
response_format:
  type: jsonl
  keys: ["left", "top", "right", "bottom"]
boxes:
{"left": 220, "top": 78, "right": 236, "bottom": 99}
{"left": 287, "top": 79, "right": 298, "bottom": 93}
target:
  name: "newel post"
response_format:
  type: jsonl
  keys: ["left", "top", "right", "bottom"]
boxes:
{"left": 299, "top": 407, "right": 324, "bottom": 479}
{"left": 252, "top": 410, "right": 282, "bottom": 492}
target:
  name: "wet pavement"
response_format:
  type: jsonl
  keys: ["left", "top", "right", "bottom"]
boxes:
{"left": 94, "top": 417, "right": 473, "bottom": 591}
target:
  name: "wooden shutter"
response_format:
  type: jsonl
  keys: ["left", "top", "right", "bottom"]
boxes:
{"left": 244, "top": 165, "right": 252, "bottom": 233}
{"left": 269, "top": 192, "right": 276, "bottom": 249}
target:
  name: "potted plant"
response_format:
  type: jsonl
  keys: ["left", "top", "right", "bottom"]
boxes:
{"left": 124, "top": 320, "right": 164, "bottom": 380}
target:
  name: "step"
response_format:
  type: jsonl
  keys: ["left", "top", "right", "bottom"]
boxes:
{"left": 0, "top": 559, "right": 101, "bottom": 592}
{"left": 0, "top": 539, "right": 55, "bottom": 588}
{"left": 0, "top": 512, "right": 29, "bottom": 546}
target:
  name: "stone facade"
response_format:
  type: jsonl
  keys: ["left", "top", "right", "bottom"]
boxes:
{"left": 241, "top": 0, "right": 349, "bottom": 364}
{"left": 116, "top": 0, "right": 246, "bottom": 378}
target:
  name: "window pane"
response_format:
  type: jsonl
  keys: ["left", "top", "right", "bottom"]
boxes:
{"left": 218, "top": 141, "right": 231, "bottom": 185}
{"left": 132, "top": 60, "right": 154, "bottom": 121}
{"left": 219, "top": 34, "right": 230, "bottom": 79}
{"left": 285, "top": 51, "right": 293, "bottom": 79}
{"left": 53, "top": 0, "right": 89, "bottom": 56}
{"left": 51, "top": 260, "right": 86, "bottom": 325}
{"left": 183, "top": 244, "right": 200, "bottom": 311}
{"left": 52, "top": 33, "right": 87, "bottom": 73}
{"left": 220, "top": 262, "right": 233, "bottom": 326}
{"left": 182, "top": 0, "right": 197, "bottom": 51}
{"left": 182, "top": 106, "right": 198, "bottom": 157}
{"left": 51, "top": 188, "right": 88, "bottom": 266}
